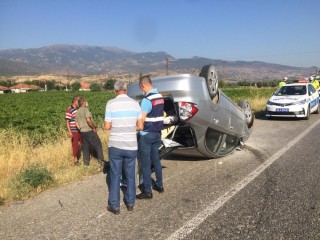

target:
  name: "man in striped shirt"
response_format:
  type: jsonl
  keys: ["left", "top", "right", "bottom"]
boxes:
{"left": 65, "top": 96, "right": 82, "bottom": 165}
{"left": 105, "top": 80, "right": 143, "bottom": 214}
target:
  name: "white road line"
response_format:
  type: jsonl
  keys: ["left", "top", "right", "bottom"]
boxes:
{"left": 167, "top": 118, "right": 320, "bottom": 240}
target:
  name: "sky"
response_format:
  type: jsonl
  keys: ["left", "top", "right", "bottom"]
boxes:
{"left": 0, "top": 0, "right": 320, "bottom": 68}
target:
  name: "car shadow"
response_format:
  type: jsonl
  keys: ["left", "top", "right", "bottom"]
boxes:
{"left": 162, "top": 153, "right": 210, "bottom": 162}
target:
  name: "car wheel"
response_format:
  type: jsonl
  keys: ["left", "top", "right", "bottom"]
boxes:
{"left": 304, "top": 105, "right": 310, "bottom": 120}
{"left": 199, "top": 65, "right": 219, "bottom": 99}
{"left": 239, "top": 100, "right": 254, "bottom": 128}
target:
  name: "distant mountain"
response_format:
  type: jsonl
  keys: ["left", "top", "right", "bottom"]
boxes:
{"left": 0, "top": 60, "right": 49, "bottom": 75}
{"left": 0, "top": 44, "right": 316, "bottom": 80}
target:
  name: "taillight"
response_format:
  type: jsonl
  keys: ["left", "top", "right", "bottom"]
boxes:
{"left": 178, "top": 102, "right": 198, "bottom": 121}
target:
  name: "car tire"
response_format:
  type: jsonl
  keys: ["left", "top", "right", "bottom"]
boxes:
{"left": 304, "top": 105, "right": 310, "bottom": 120}
{"left": 315, "top": 103, "right": 320, "bottom": 114}
{"left": 238, "top": 100, "right": 254, "bottom": 128}
{"left": 199, "top": 65, "right": 219, "bottom": 99}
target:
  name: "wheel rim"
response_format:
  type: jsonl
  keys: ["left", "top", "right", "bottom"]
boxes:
{"left": 243, "top": 102, "right": 253, "bottom": 123}
{"left": 208, "top": 73, "right": 218, "bottom": 96}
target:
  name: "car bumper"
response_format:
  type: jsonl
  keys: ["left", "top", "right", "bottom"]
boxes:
{"left": 265, "top": 105, "right": 306, "bottom": 118}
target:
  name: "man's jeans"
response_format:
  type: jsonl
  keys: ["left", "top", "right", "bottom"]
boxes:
{"left": 108, "top": 147, "right": 137, "bottom": 210}
{"left": 81, "top": 131, "right": 104, "bottom": 165}
{"left": 138, "top": 132, "right": 163, "bottom": 194}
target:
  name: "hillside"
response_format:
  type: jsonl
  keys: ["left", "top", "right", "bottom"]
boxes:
{"left": 0, "top": 45, "right": 316, "bottom": 81}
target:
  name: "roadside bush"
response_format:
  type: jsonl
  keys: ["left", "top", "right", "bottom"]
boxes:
{"left": 19, "top": 163, "right": 53, "bottom": 188}
{"left": 71, "top": 82, "right": 81, "bottom": 91}
{"left": 104, "top": 78, "right": 116, "bottom": 90}
{"left": 6, "top": 163, "right": 54, "bottom": 200}
{"left": 90, "top": 82, "right": 102, "bottom": 92}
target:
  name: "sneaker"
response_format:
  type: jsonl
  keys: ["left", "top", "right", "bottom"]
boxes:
{"left": 136, "top": 192, "right": 153, "bottom": 199}
{"left": 152, "top": 185, "right": 164, "bottom": 193}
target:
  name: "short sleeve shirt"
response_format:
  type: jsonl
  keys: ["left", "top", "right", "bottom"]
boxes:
{"left": 105, "top": 94, "right": 142, "bottom": 150}
{"left": 75, "top": 107, "right": 92, "bottom": 132}
{"left": 65, "top": 105, "right": 78, "bottom": 132}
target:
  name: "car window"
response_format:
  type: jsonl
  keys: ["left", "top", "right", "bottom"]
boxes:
{"left": 275, "top": 85, "right": 306, "bottom": 96}
{"left": 308, "top": 84, "right": 316, "bottom": 95}
{"left": 219, "top": 134, "right": 239, "bottom": 155}
{"left": 205, "top": 128, "right": 223, "bottom": 154}
{"left": 205, "top": 128, "right": 239, "bottom": 155}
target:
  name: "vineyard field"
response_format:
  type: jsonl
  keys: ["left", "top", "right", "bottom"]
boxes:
{"left": 0, "top": 91, "right": 114, "bottom": 143}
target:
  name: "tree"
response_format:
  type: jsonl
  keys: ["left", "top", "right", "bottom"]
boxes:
{"left": 104, "top": 78, "right": 116, "bottom": 90}
{"left": 90, "top": 82, "right": 102, "bottom": 92}
{"left": 46, "top": 81, "right": 55, "bottom": 90}
{"left": 71, "top": 82, "right": 81, "bottom": 91}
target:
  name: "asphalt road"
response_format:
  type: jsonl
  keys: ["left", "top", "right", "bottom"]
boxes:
{"left": 1, "top": 115, "right": 320, "bottom": 240}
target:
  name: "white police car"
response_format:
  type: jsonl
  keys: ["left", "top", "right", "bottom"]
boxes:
{"left": 266, "top": 80, "right": 320, "bottom": 120}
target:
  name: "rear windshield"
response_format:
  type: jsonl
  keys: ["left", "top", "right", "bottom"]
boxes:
{"left": 275, "top": 85, "right": 306, "bottom": 96}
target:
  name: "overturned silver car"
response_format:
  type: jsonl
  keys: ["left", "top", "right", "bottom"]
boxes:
{"left": 127, "top": 65, "right": 254, "bottom": 159}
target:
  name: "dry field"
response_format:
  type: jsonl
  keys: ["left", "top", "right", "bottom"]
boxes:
{"left": 0, "top": 128, "right": 109, "bottom": 203}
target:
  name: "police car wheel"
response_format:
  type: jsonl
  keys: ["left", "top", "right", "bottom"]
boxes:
{"left": 315, "top": 103, "right": 320, "bottom": 114}
{"left": 304, "top": 105, "right": 310, "bottom": 120}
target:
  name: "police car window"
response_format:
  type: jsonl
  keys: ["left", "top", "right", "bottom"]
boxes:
{"left": 293, "top": 86, "right": 306, "bottom": 95}
{"left": 308, "top": 84, "right": 315, "bottom": 94}
{"left": 276, "top": 86, "right": 293, "bottom": 95}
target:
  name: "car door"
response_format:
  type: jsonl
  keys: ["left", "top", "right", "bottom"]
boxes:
{"left": 209, "top": 91, "right": 231, "bottom": 133}
{"left": 308, "top": 84, "right": 319, "bottom": 112}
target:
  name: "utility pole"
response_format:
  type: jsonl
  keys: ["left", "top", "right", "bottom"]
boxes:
{"left": 165, "top": 58, "right": 169, "bottom": 75}
{"left": 222, "top": 60, "right": 227, "bottom": 81}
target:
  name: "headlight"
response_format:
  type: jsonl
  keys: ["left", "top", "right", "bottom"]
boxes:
{"left": 296, "top": 99, "right": 307, "bottom": 105}
{"left": 267, "top": 100, "right": 275, "bottom": 105}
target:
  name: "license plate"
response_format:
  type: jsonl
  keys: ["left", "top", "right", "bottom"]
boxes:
{"left": 276, "top": 108, "right": 289, "bottom": 112}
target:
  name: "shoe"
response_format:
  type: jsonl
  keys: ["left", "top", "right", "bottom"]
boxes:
{"left": 126, "top": 205, "right": 134, "bottom": 211}
{"left": 103, "top": 162, "right": 110, "bottom": 174}
{"left": 152, "top": 185, "right": 164, "bottom": 193}
{"left": 107, "top": 205, "right": 120, "bottom": 215}
{"left": 74, "top": 161, "right": 80, "bottom": 166}
{"left": 136, "top": 192, "right": 153, "bottom": 199}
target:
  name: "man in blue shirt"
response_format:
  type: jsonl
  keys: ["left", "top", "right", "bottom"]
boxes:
{"left": 136, "top": 75, "right": 165, "bottom": 199}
